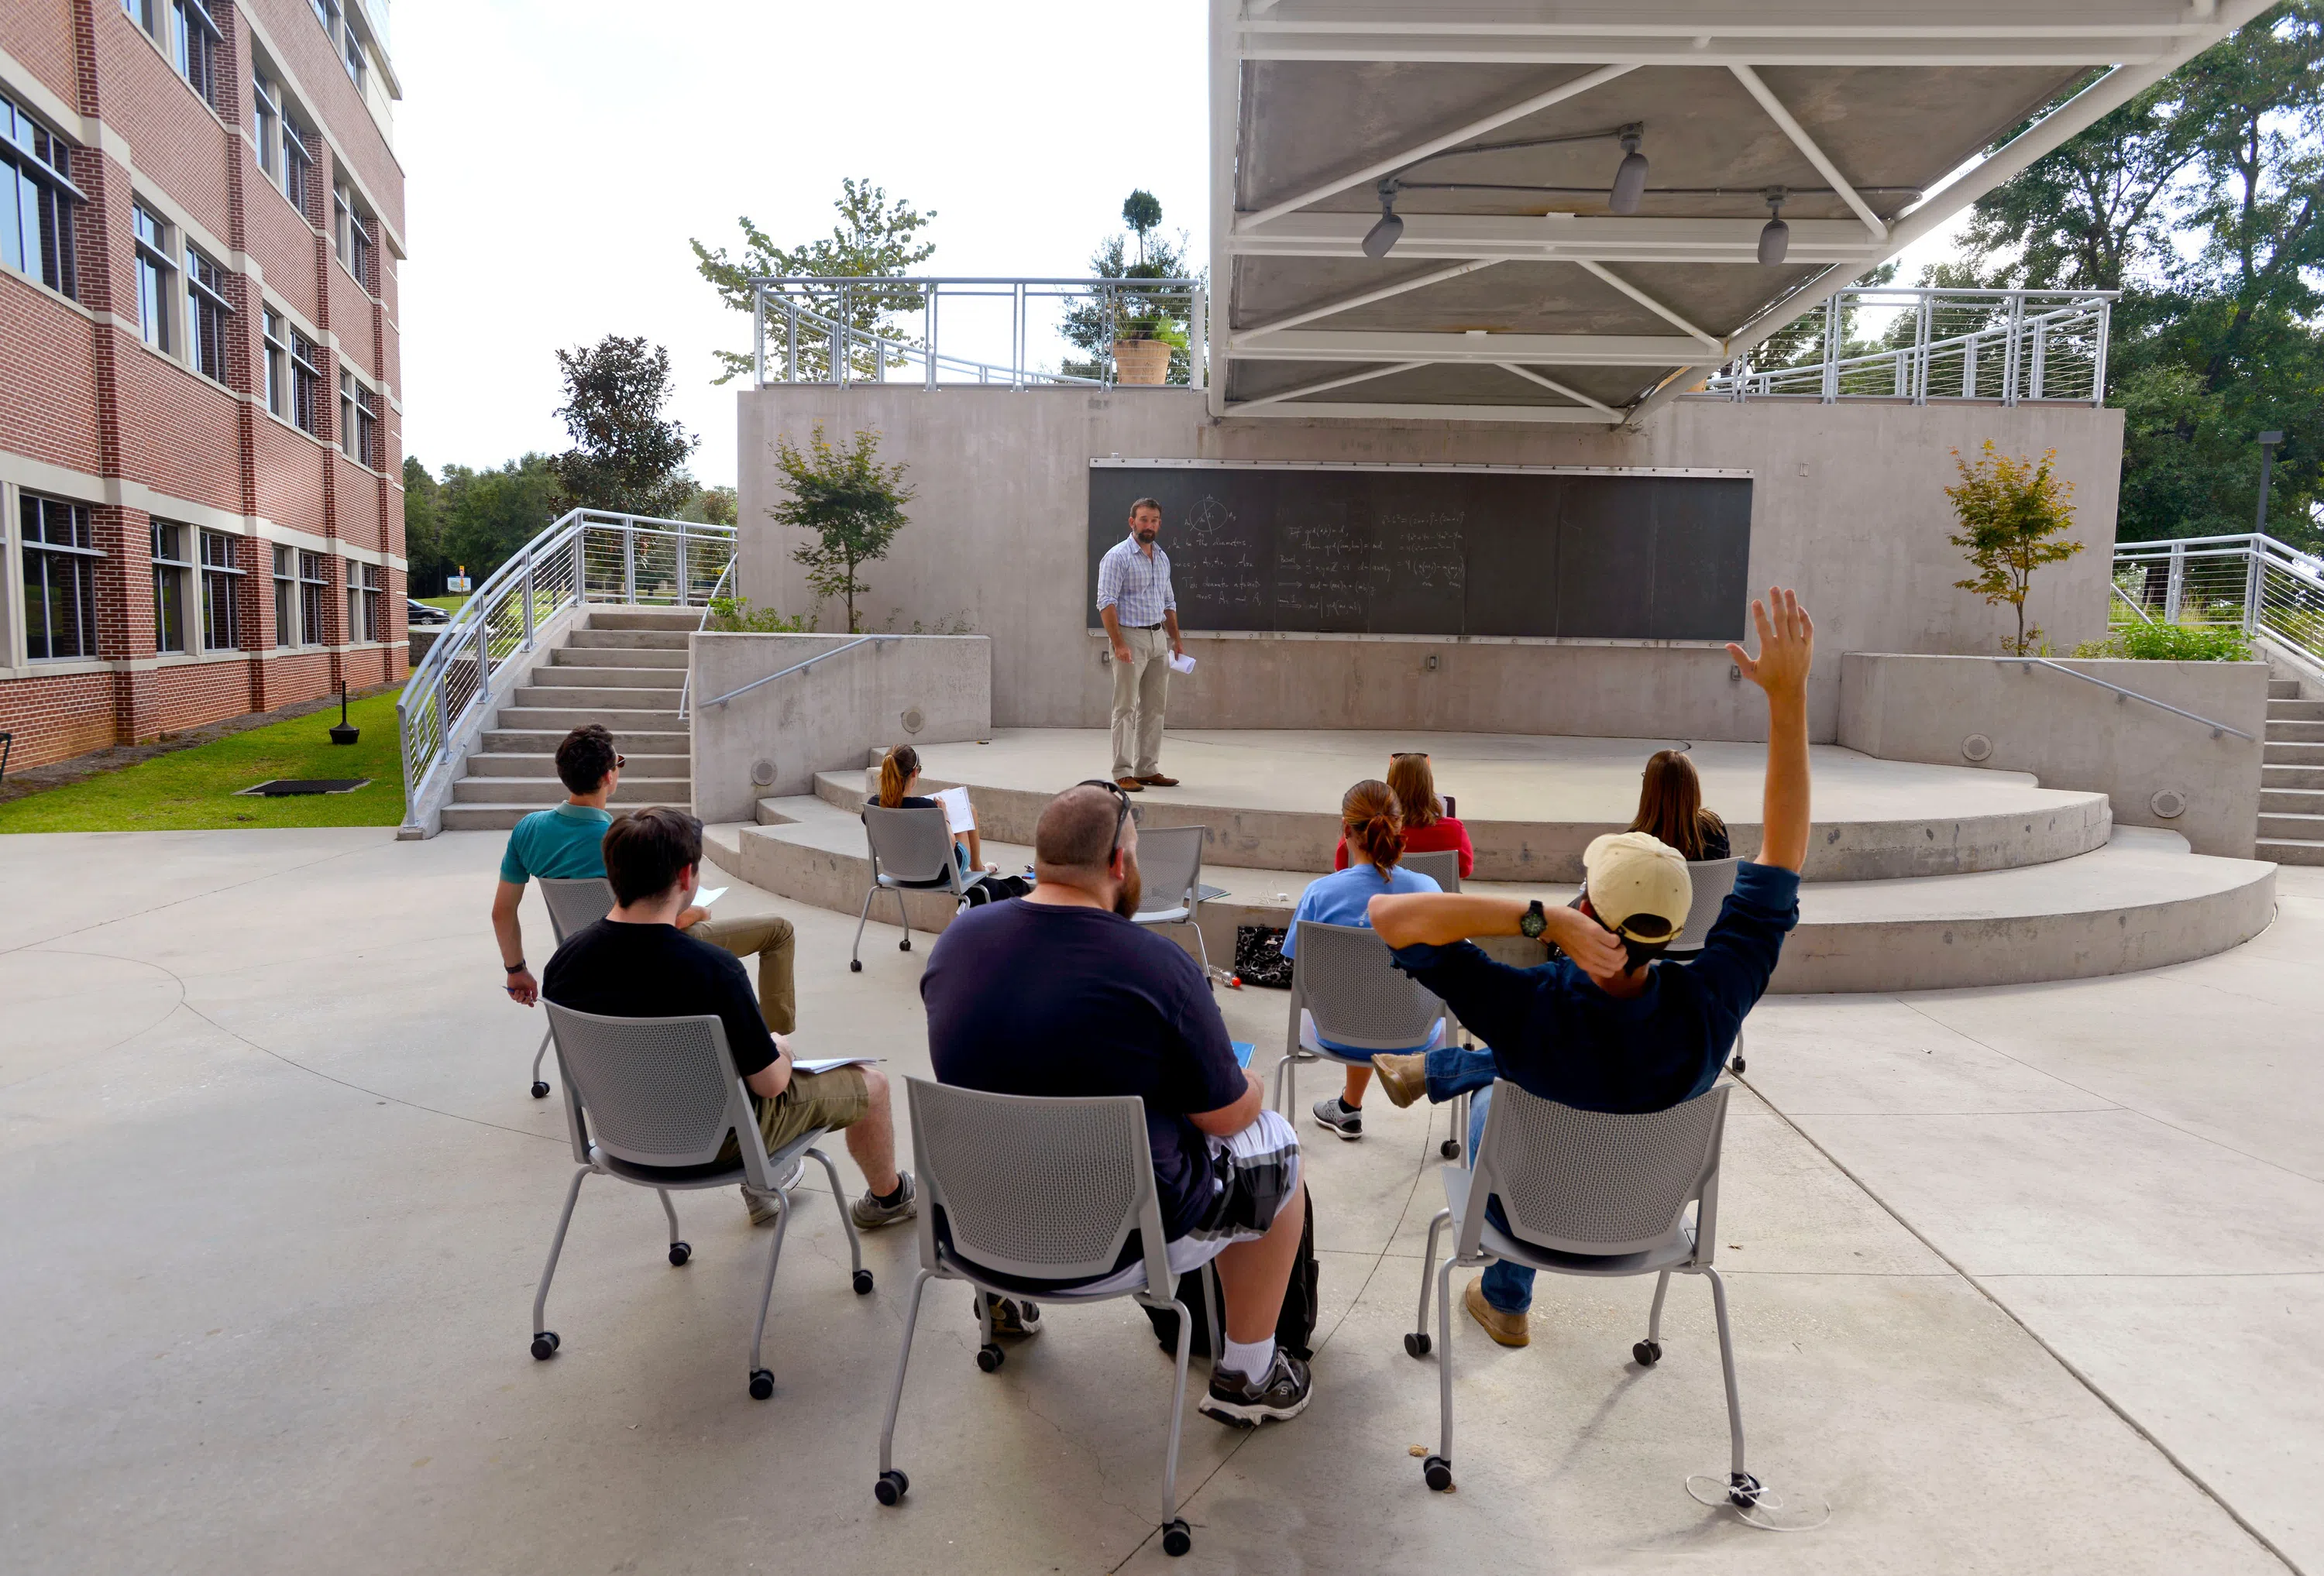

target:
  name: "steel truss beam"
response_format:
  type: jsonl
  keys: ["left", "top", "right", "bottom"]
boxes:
{"left": 1220, "top": 400, "right": 1621, "bottom": 424}
{"left": 1227, "top": 330, "right": 1714, "bottom": 366}
{"left": 1229, "top": 212, "right": 1883, "bottom": 265}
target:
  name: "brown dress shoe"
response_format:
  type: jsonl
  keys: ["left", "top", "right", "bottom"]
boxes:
{"left": 1114, "top": 777, "right": 1145, "bottom": 792}
{"left": 1136, "top": 774, "right": 1180, "bottom": 787}
{"left": 1464, "top": 1277, "right": 1530, "bottom": 1348}
{"left": 1371, "top": 1052, "right": 1428, "bottom": 1108}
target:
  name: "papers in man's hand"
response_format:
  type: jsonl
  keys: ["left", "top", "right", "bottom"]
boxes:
{"left": 932, "top": 785, "right": 976, "bottom": 834}
{"left": 690, "top": 886, "right": 728, "bottom": 908}
{"left": 792, "top": 1056, "right": 881, "bottom": 1076}
{"left": 1168, "top": 651, "right": 1197, "bottom": 675}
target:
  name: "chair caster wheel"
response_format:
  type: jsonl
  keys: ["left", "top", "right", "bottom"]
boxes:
{"left": 1404, "top": 1331, "right": 1432, "bottom": 1358}
{"left": 668, "top": 1241, "right": 691, "bottom": 1267}
{"left": 975, "top": 1343, "right": 1004, "bottom": 1373}
{"left": 530, "top": 1081, "right": 550, "bottom": 1099}
{"left": 748, "top": 1368, "right": 775, "bottom": 1400}
{"left": 1423, "top": 1455, "right": 1453, "bottom": 1492}
{"left": 1633, "top": 1339, "right": 1662, "bottom": 1366}
{"left": 1731, "top": 1056, "right": 1746, "bottom": 1074}
{"left": 853, "top": 1269, "right": 875, "bottom": 1296}
{"left": 899, "top": 938, "right": 912, "bottom": 953}
{"left": 530, "top": 1331, "right": 559, "bottom": 1361}
{"left": 850, "top": 959, "right": 863, "bottom": 973}
{"left": 1439, "top": 1138, "right": 1460, "bottom": 1159}
{"left": 1729, "top": 1471, "right": 1763, "bottom": 1509}
{"left": 1162, "top": 1519, "right": 1192, "bottom": 1557}
{"left": 874, "top": 1468, "right": 909, "bottom": 1506}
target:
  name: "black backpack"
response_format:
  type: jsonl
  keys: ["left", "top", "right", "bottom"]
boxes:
{"left": 1141, "top": 1188, "right": 1319, "bottom": 1361}
{"left": 1233, "top": 925, "right": 1294, "bottom": 989}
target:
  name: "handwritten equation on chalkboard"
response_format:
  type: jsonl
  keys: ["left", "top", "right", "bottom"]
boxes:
{"left": 1088, "top": 466, "right": 1752, "bottom": 641}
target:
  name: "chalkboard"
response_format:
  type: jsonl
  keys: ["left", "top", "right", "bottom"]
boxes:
{"left": 1086, "top": 465, "right": 1752, "bottom": 640}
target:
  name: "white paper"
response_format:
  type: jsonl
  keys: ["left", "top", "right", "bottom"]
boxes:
{"left": 690, "top": 886, "right": 727, "bottom": 908}
{"left": 1168, "top": 651, "right": 1197, "bottom": 674}
{"left": 932, "top": 785, "right": 976, "bottom": 834}
{"left": 792, "top": 1056, "right": 880, "bottom": 1076}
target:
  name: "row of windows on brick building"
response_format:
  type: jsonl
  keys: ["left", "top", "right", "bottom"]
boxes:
{"left": 24, "top": 493, "right": 386, "bottom": 664}
{"left": 124, "top": 0, "right": 375, "bottom": 121}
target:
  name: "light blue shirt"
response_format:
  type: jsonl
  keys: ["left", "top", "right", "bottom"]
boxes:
{"left": 1095, "top": 534, "right": 1176, "bottom": 626}
{"left": 1285, "top": 863, "right": 1444, "bottom": 1057}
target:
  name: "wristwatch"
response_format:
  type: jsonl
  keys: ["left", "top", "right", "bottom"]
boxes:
{"left": 505, "top": 960, "right": 528, "bottom": 973}
{"left": 1517, "top": 899, "right": 1547, "bottom": 940}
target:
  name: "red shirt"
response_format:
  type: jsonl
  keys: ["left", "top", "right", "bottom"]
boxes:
{"left": 1335, "top": 815, "right": 1474, "bottom": 878}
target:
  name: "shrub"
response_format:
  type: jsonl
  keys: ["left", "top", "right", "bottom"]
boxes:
{"left": 704, "top": 596, "right": 813, "bottom": 633}
{"left": 2075, "top": 622, "right": 2254, "bottom": 661}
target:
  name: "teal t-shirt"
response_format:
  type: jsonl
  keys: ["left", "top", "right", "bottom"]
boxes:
{"left": 499, "top": 802, "right": 613, "bottom": 884}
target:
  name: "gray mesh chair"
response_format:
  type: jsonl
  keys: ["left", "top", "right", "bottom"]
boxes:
{"left": 1405, "top": 1082, "right": 1758, "bottom": 1509}
{"left": 1666, "top": 857, "right": 1750, "bottom": 1074}
{"left": 1402, "top": 848, "right": 1461, "bottom": 893}
{"left": 531, "top": 1002, "right": 871, "bottom": 1400}
{"left": 1131, "top": 825, "right": 1214, "bottom": 973}
{"left": 875, "top": 1078, "right": 1210, "bottom": 1559}
{"left": 1273, "top": 920, "right": 1446, "bottom": 1122}
{"left": 852, "top": 805, "right": 983, "bottom": 973}
{"left": 524, "top": 877, "right": 617, "bottom": 1098}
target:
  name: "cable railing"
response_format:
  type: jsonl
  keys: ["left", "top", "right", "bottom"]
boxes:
{"left": 396, "top": 510, "right": 737, "bottom": 836}
{"left": 1699, "top": 287, "right": 2115, "bottom": 407}
{"left": 2110, "top": 532, "right": 2324, "bottom": 668}
{"left": 748, "top": 275, "right": 1207, "bottom": 391}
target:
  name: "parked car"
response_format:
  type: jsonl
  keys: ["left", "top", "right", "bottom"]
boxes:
{"left": 407, "top": 598, "right": 451, "bottom": 625}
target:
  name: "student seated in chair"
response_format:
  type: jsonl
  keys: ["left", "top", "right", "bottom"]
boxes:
{"left": 871, "top": 744, "right": 1030, "bottom": 905}
{"left": 1335, "top": 751, "right": 1473, "bottom": 879}
{"left": 541, "top": 805, "right": 917, "bottom": 1234}
{"left": 1628, "top": 747, "right": 1730, "bottom": 860}
{"left": 494, "top": 724, "right": 802, "bottom": 1046}
{"left": 919, "top": 783, "right": 1315, "bottom": 1427}
{"left": 1363, "top": 588, "right": 1814, "bottom": 1348}
{"left": 1289, "top": 778, "right": 1442, "bottom": 1142}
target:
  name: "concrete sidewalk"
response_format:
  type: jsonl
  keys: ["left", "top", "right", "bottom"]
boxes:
{"left": 0, "top": 828, "right": 2308, "bottom": 1574}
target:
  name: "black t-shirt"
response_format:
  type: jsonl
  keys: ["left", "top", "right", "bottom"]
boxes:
{"left": 920, "top": 898, "right": 1246, "bottom": 1241}
{"left": 542, "top": 919, "right": 779, "bottom": 1078}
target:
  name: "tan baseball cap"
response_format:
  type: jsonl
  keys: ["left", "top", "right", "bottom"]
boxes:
{"left": 1581, "top": 831, "right": 1693, "bottom": 943}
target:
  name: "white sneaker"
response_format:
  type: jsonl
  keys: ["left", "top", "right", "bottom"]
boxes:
{"left": 741, "top": 1156, "right": 810, "bottom": 1226}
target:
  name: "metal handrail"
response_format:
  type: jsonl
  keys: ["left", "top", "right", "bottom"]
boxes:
{"left": 701, "top": 634, "right": 900, "bottom": 711}
{"left": 676, "top": 557, "right": 738, "bottom": 723}
{"left": 1999, "top": 656, "right": 2254, "bottom": 740}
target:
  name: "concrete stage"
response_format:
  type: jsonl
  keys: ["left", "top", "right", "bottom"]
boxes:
{"left": 708, "top": 729, "right": 2276, "bottom": 994}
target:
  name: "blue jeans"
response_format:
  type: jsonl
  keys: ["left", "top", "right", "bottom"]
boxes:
{"left": 1425, "top": 1044, "right": 1498, "bottom": 1102}
{"left": 1460, "top": 1085, "right": 1535, "bottom": 1314}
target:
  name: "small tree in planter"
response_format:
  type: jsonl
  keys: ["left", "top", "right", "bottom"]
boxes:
{"left": 768, "top": 424, "right": 915, "bottom": 633}
{"left": 1946, "top": 441, "right": 2085, "bottom": 655}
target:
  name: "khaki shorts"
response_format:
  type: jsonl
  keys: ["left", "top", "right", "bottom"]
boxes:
{"left": 717, "top": 1066, "right": 871, "bottom": 1164}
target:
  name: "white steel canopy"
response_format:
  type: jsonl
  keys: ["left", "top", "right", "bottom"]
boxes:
{"left": 1205, "top": 0, "right": 2274, "bottom": 424}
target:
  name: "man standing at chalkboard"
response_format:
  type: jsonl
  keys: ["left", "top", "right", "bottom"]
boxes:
{"left": 1096, "top": 497, "right": 1186, "bottom": 791}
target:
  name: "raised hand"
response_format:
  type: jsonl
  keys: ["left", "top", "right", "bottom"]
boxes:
{"left": 1726, "top": 586, "right": 1814, "bottom": 702}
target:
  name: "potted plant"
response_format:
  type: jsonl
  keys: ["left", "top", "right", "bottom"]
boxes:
{"left": 1112, "top": 310, "right": 1174, "bottom": 386}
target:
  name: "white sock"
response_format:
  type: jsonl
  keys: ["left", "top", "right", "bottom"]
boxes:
{"left": 1219, "top": 1334, "right": 1275, "bottom": 1380}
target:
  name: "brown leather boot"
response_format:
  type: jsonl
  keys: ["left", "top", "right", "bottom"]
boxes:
{"left": 1464, "top": 1277, "right": 1530, "bottom": 1348}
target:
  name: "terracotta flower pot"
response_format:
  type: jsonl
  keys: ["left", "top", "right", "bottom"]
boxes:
{"left": 1112, "top": 338, "right": 1173, "bottom": 386}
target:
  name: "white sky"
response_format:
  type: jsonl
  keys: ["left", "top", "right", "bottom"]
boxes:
{"left": 394, "top": 0, "right": 1210, "bottom": 487}
{"left": 394, "top": 3, "right": 1979, "bottom": 488}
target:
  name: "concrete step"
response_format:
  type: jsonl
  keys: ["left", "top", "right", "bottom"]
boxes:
{"left": 586, "top": 608, "right": 704, "bottom": 632}
{"left": 2257, "top": 836, "right": 2324, "bottom": 866}
{"left": 2262, "top": 763, "right": 2324, "bottom": 791}
{"left": 442, "top": 800, "right": 688, "bottom": 833}
{"left": 2264, "top": 741, "right": 2324, "bottom": 764}
{"left": 479, "top": 728, "right": 689, "bottom": 754}
{"left": 548, "top": 644, "right": 688, "bottom": 670}
{"left": 464, "top": 751, "right": 689, "bottom": 779}
{"left": 498, "top": 706, "right": 686, "bottom": 732}
{"left": 511, "top": 685, "right": 682, "bottom": 712}
{"left": 2267, "top": 699, "right": 2324, "bottom": 722}
{"left": 706, "top": 803, "right": 2274, "bottom": 994}
{"left": 2258, "top": 811, "right": 2324, "bottom": 842}
{"left": 452, "top": 774, "right": 689, "bottom": 805}
{"left": 2260, "top": 785, "right": 2324, "bottom": 812}
{"left": 2267, "top": 719, "right": 2324, "bottom": 743}
{"left": 2269, "top": 678, "right": 2302, "bottom": 699}
{"left": 566, "top": 627, "right": 693, "bottom": 651}
{"left": 526, "top": 664, "right": 686, "bottom": 689}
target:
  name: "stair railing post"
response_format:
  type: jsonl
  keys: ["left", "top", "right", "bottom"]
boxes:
{"left": 2243, "top": 540, "right": 2262, "bottom": 638}
{"left": 676, "top": 530, "right": 690, "bottom": 607}
{"left": 2164, "top": 541, "right": 2185, "bottom": 624}
{"left": 623, "top": 524, "right": 636, "bottom": 606}
{"left": 521, "top": 549, "right": 535, "bottom": 651}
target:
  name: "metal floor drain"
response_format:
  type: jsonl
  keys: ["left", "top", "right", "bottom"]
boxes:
{"left": 238, "top": 778, "right": 373, "bottom": 796}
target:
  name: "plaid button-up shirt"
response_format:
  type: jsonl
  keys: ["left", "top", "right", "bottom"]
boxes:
{"left": 1095, "top": 535, "right": 1176, "bottom": 627}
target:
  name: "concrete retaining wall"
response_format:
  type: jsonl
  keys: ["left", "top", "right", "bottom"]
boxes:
{"left": 1838, "top": 653, "right": 2267, "bottom": 857}
{"left": 688, "top": 633, "right": 991, "bottom": 824}
{"left": 737, "top": 390, "right": 2125, "bottom": 743}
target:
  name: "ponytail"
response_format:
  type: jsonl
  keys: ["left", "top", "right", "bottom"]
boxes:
{"left": 1340, "top": 778, "right": 1405, "bottom": 877}
{"left": 878, "top": 745, "right": 920, "bottom": 809}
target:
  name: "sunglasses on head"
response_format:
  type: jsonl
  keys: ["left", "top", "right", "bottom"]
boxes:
{"left": 1391, "top": 751, "right": 1430, "bottom": 761}
{"left": 614, "top": 754, "right": 627, "bottom": 770}
{"left": 1074, "top": 779, "right": 1136, "bottom": 859}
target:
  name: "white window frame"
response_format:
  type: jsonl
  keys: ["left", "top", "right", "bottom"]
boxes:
{"left": 272, "top": 543, "right": 297, "bottom": 647}
{"left": 2, "top": 90, "right": 83, "bottom": 300}
{"left": 21, "top": 491, "right": 102, "bottom": 662}
{"left": 198, "top": 529, "right": 242, "bottom": 651}
{"left": 132, "top": 201, "right": 174, "bottom": 353}
{"left": 185, "top": 242, "right": 234, "bottom": 385}
{"left": 339, "top": 367, "right": 380, "bottom": 469}
{"left": 152, "top": 519, "right": 191, "bottom": 654}
{"left": 297, "top": 549, "right": 328, "bottom": 646}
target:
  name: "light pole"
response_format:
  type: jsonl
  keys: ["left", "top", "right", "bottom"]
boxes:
{"left": 2256, "top": 429, "right": 2284, "bottom": 536}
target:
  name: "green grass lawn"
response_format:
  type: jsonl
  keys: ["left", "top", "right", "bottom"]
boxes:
{"left": 0, "top": 693, "right": 407, "bottom": 833}
{"left": 417, "top": 593, "right": 468, "bottom": 614}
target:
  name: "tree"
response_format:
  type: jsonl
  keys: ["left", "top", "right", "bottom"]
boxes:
{"left": 402, "top": 455, "right": 449, "bottom": 594}
{"left": 692, "top": 179, "right": 937, "bottom": 385}
{"left": 1061, "top": 190, "right": 1203, "bottom": 383}
{"left": 768, "top": 425, "right": 914, "bottom": 633}
{"left": 437, "top": 454, "right": 566, "bottom": 587}
{"left": 1947, "top": 442, "right": 2086, "bottom": 654}
{"left": 680, "top": 484, "right": 738, "bottom": 527}
{"left": 550, "top": 335, "right": 700, "bottom": 519}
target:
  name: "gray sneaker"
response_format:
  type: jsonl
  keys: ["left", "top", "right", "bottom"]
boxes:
{"left": 1199, "top": 1348, "right": 1313, "bottom": 1429}
{"left": 740, "top": 1156, "right": 810, "bottom": 1226}
{"left": 1311, "top": 1095, "right": 1363, "bottom": 1140}
{"left": 851, "top": 1170, "right": 917, "bottom": 1230}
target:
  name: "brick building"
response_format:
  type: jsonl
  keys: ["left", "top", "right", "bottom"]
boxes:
{"left": 0, "top": 0, "right": 404, "bottom": 771}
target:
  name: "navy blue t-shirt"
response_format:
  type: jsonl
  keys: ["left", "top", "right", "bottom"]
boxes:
{"left": 1390, "top": 863, "right": 1801, "bottom": 1112}
{"left": 920, "top": 898, "right": 1247, "bottom": 1241}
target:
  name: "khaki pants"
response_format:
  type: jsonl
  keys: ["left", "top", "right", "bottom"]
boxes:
{"left": 687, "top": 912, "right": 797, "bottom": 1035}
{"left": 1110, "top": 623, "right": 1171, "bottom": 780}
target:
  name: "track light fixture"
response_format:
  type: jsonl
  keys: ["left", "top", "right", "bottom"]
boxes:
{"left": 1363, "top": 179, "right": 1404, "bottom": 259}
{"left": 1609, "top": 124, "right": 1648, "bottom": 215}
{"left": 1757, "top": 188, "right": 1789, "bottom": 265}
